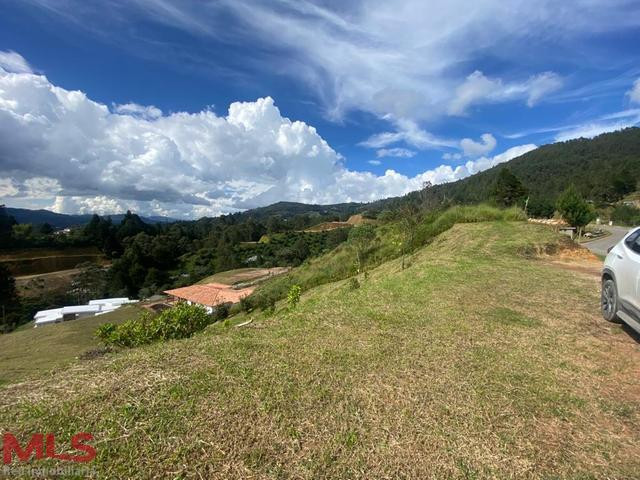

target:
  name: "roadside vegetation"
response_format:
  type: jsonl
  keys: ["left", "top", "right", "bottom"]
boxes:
{"left": 611, "top": 203, "right": 640, "bottom": 226}
{"left": 2, "top": 221, "right": 638, "bottom": 478}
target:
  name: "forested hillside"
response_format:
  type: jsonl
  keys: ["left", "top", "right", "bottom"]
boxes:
{"left": 372, "top": 127, "right": 640, "bottom": 214}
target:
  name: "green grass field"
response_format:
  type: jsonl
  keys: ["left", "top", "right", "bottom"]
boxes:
{"left": 1, "top": 222, "right": 639, "bottom": 478}
{"left": 0, "top": 305, "right": 142, "bottom": 384}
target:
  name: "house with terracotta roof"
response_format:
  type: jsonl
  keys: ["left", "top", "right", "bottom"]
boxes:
{"left": 163, "top": 283, "right": 255, "bottom": 313}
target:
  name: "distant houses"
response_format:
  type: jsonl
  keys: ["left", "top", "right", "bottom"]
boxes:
{"left": 164, "top": 283, "right": 255, "bottom": 314}
{"left": 33, "top": 297, "right": 137, "bottom": 327}
{"left": 32, "top": 280, "right": 258, "bottom": 328}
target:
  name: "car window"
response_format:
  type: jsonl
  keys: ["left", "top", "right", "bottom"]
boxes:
{"left": 625, "top": 229, "right": 640, "bottom": 255}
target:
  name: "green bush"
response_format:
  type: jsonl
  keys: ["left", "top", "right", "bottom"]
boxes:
{"left": 611, "top": 204, "right": 640, "bottom": 226}
{"left": 96, "top": 302, "right": 211, "bottom": 348}
{"left": 527, "top": 197, "right": 555, "bottom": 218}
{"left": 348, "top": 277, "right": 360, "bottom": 290}
{"left": 214, "top": 302, "right": 230, "bottom": 321}
{"left": 287, "top": 284, "right": 301, "bottom": 310}
{"left": 239, "top": 295, "right": 254, "bottom": 313}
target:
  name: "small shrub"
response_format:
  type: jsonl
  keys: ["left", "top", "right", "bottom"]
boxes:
{"left": 96, "top": 302, "right": 211, "bottom": 348}
{"left": 214, "top": 303, "right": 230, "bottom": 321}
{"left": 229, "top": 303, "right": 243, "bottom": 316}
{"left": 95, "top": 323, "right": 118, "bottom": 344}
{"left": 240, "top": 296, "right": 254, "bottom": 313}
{"left": 287, "top": 284, "right": 301, "bottom": 310}
{"left": 348, "top": 277, "right": 360, "bottom": 290}
{"left": 261, "top": 296, "right": 276, "bottom": 315}
{"left": 263, "top": 299, "right": 276, "bottom": 317}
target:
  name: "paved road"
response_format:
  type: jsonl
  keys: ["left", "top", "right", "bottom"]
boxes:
{"left": 583, "top": 225, "right": 633, "bottom": 257}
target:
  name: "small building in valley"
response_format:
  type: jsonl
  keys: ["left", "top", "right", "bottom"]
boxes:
{"left": 163, "top": 283, "right": 255, "bottom": 313}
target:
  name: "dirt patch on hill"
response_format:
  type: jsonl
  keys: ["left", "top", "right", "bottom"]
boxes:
{"left": 520, "top": 236, "right": 600, "bottom": 261}
{"left": 305, "top": 214, "right": 375, "bottom": 232}
{"left": 541, "top": 243, "right": 602, "bottom": 280}
{"left": 520, "top": 236, "right": 603, "bottom": 280}
{"left": 304, "top": 221, "right": 352, "bottom": 232}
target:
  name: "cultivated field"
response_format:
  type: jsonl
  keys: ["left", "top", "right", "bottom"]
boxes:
{"left": 0, "top": 246, "right": 105, "bottom": 276}
{"left": 1, "top": 222, "right": 639, "bottom": 478}
{"left": 196, "top": 267, "right": 289, "bottom": 286}
{"left": 15, "top": 268, "right": 84, "bottom": 298}
{"left": 304, "top": 214, "right": 373, "bottom": 232}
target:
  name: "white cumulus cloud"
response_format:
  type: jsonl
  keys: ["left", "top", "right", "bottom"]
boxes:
{"left": 0, "top": 50, "right": 33, "bottom": 74}
{"left": 114, "top": 102, "right": 163, "bottom": 120}
{"left": 460, "top": 133, "right": 497, "bottom": 157}
{"left": 526, "top": 72, "right": 563, "bottom": 107}
{"left": 360, "top": 118, "right": 455, "bottom": 151}
{"left": 376, "top": 148, "right": 416, "bottom": 158}
{"left": 448, "top": 71, "right": 563, "bottom": 116}
{"left": 628, "top": 78, "right": 640, "bottom": 104}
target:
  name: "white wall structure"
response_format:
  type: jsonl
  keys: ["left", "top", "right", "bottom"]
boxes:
{"left": 89, "top": 298, "right": 137, "bottom": 306}
{"left": 33, "top": 298, "right": 138, "bottom": 327}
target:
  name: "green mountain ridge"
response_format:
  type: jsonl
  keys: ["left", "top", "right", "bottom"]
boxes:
{"left": 375, "top": 127, "right": 640, "bottom": 212}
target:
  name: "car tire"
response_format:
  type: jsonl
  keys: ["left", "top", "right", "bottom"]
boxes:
{"left": 601, "top": 278, "right": 621, "bottom": 323}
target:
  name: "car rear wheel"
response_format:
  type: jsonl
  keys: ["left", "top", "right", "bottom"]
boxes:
{"left": 601, "top": 278, "right": 620, "bottom": 323}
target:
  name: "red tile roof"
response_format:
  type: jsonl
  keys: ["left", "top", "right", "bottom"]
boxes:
{"left": 164, "top": 283, "right": 255, "bottom": 307}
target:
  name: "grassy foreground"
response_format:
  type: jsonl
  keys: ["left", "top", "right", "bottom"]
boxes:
{"left": 1, "top": 222, "right": 639, "bottom": 478}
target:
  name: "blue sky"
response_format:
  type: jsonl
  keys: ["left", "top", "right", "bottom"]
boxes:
{"left": 1, "top": 0, "right": 640, "bottom": 218}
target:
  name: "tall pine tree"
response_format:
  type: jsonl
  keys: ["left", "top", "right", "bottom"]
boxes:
{"left": 491, "top": 168, "right": 527, "bottom": 207}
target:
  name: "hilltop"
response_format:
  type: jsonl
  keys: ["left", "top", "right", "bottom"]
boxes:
{"left": 2, "top": 218, "right": 638, "bottom": 478}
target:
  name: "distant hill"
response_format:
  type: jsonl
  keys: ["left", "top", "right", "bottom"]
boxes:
{"left": 232, "top": 201, "right": 363, "bottom": 221}
{"left": 369, "top": 127, "right": 640, "bottom": 212}
{"left": 4, "top": 201, "right": 363, "bottom": 229}
{"left": 6, "top": 208, "right": 179, "bottom": 228}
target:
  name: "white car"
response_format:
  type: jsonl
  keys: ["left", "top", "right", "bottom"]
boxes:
{"left": 602, "top": 227, "right": 640, "bottom": 333}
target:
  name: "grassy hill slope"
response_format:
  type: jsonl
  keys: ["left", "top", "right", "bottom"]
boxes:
{"left": 1, "top": 222, "right": 639, "bottom": 478}
{"left": 0, "top": 305, "right": 143, "bottom": 384}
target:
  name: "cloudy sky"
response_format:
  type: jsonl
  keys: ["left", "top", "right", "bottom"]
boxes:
{"left": 1, "top": 0, "right": 639, "bottom": 219}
